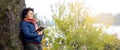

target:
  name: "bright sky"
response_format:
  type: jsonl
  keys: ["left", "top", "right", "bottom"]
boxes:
{"left": 25, "top": 0, "right": 58, "bottom": 20}
{"left": 25, "top": 0, "right": 120, "bottom": 17}
{"left": 85, "top": 0, "right": 120, "bottom": 15}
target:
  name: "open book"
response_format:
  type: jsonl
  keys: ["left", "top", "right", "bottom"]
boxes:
{"left": 35, "top": 26, "right": 45, "bottom": 32}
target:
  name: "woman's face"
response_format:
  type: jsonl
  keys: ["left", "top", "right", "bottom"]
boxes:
{"left": 26, "top": 10, "right": 33, "bottom": 19}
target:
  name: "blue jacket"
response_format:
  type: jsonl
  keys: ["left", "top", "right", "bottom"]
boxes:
{"left": 21, "top": 20, "right": 43, "bottom": 44}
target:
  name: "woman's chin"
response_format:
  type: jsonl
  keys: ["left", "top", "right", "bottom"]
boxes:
{"left": 28, "top": 17, "right": 33, "bottom": 19}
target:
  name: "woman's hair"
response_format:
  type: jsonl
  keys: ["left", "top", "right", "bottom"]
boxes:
{"left": 21, "top": 7, "right": 34, "bottom": 19}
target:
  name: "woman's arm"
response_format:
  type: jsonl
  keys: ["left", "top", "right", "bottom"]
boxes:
{"left": 21, "top": 22, "right": 39, "bottom": 37}
{"left": 37, "top": 31, "right": 44, "bottom": 36}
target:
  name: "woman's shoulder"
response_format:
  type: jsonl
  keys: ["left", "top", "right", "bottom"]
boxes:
{"left": 21, "top": 20, "right": 31, "bottom": 25}
{"left": 21, "top": 20, "right": 28, "bottom": 24}
{"left": 21, "top": 20, "right": 33, "bottom": 26}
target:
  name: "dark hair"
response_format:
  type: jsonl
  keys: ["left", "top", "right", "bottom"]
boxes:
{"left": 21, "top": 7, "right": 34, "bottom": 19}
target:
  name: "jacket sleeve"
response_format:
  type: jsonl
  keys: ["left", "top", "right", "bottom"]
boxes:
{"left": 21, "top": 22, "right": 39, "bottom": 37}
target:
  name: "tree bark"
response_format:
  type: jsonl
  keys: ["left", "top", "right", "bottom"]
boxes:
{"left": 0, "top": 0, "right": 25, "bottom": 50}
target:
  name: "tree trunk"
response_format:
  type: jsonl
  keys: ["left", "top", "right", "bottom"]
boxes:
{"left": 0, "top": 0, "right": 25, "bottom": 50}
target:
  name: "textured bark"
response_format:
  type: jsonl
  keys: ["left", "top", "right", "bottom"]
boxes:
{"left": 0, "top": 0, "right": 25, "bottom": 50}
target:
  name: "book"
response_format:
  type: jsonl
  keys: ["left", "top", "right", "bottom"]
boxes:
{"left": 35, "top": 26, "right": 45, "bottom": 32}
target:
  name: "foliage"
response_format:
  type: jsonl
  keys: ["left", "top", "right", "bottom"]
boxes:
{"left": 43, "top": 0, "right": 120, "bottom": 50}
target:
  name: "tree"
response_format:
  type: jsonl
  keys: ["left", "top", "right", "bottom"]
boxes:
{"left": 0, "top": 0, "right": 25, "bottom": 50}
{"left": 45, "top": 0, "right": 120, "bottom": 50}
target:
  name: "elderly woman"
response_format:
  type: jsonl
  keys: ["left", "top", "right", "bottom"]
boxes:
{"left": 20, "top": 7, "right": 43, "bottom": 50}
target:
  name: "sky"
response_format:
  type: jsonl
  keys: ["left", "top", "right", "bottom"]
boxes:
{"left": 85, "top": 0, "right": 120, "bottom": 15}
{"left": 25, "top": 0, "right": 120, "bottom": 17}
{"left": 25, "top": 0, "right": 58, "bottom": 20}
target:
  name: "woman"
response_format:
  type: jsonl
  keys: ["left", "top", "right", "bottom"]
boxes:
{"left": 20, "top": 7, "right": 43, "bottom": 50}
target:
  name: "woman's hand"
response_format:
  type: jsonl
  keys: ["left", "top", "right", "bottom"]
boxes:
{"left": 37, "top": 31, "right": 43, "bottom": 35}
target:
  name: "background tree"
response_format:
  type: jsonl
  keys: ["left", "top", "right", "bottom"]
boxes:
{"left": 43, "top": 0, "right": 120, "bottom": 50}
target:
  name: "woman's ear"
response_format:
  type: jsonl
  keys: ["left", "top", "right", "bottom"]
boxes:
{"left": 25, "top": 15, "right": 28, "bottom": 18}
